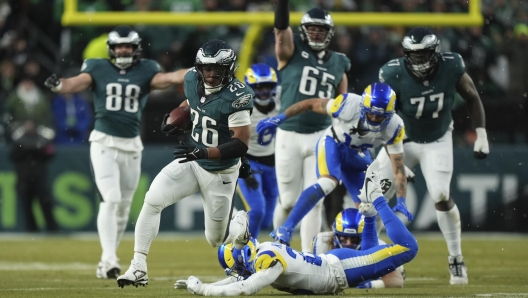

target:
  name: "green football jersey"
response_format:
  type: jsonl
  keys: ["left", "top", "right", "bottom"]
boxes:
{"left": 183, "top": 69, "right": 254, "bottom": 171}
{"left": 82, "top": 58, "right": 160, "bottom": 138}
{"left": 379, "top": 52, "right": 465, "bottom": 143}
{"left": 279, "top": 35, "right": 351, "bottom": 133}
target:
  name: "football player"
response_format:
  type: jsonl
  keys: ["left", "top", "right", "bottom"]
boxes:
{"left": 237, "top": 63, "right": 280, "bottom": 238}
{"left": 44, "top": 25, "right": 189, "bottom": 280}
{"left": 272, "top": 0, "right": 351, "bottom": 251}
{"left": 177, "top": 161, "right": 419, "bottom": 296}
{"left": 376, "top": 27, "right": 489, "bottom": 285}
{"left": 257, "top": 82, "right": 413, "bottom": 246}
{"left": 117, "top": 39, "right": 255, "bottom": 288}
{"left": 311, "top": 207, "right": 405, "bottom": 289}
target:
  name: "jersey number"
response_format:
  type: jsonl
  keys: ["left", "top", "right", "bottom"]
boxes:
{"left": 299, "top": 66, "right": 335, "bottom": 98}
{"left": 105, "top": 83, "right": 140, "bottom": 113}
{"left": 410, "top": 92, "right": 444, "bottom": 119}
{"left": 190, "top": 108, "right": 219, "bottom": 147}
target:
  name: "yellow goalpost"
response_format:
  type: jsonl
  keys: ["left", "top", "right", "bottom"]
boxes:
{"left": 61, "top": 0, "right": 483, "bottom": 80}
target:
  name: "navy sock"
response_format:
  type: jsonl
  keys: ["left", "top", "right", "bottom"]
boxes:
{"left": 283, "top": 184, "right": 326, "bottom": 229}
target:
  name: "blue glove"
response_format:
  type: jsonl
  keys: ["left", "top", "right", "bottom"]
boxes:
{"left": 256, "top": 113, "right": 287, "bottom": 135}
{"left": 356, "top": 281, "right": 372, "bottom": 289}
{"left": 392, "top": 197, "right": 414, "bottom": 221}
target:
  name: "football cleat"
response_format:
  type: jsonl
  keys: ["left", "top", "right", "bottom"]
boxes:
{"left": 223, "top": 210, "right": 250, "bottom": 250}
{"left": 96, "top": 258, "right": 121, "bottom": 279}
{"left": 448, "top": 255, "right": 468, "bottom": 285}
{"left": 270, "top": 226, "right": 294, "bottom": 246}
{"left": 361, "top": 160, "right": 384, "bottom": 203}
{"left": 117, "top": 259, "right": 148, "bottom": 288}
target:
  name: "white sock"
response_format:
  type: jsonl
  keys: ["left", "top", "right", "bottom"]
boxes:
{"left": 272, "top": 203, "right": 289, "bottom": 229}
{"left": 436, "top": 204, "right": 462, "bottom": 257}
{"left": 97, "top": 202, "right": 118, "bottom": 261}
{"left": 115, "top": 201, "right": 131, "bottom": 250}
{"left": 134, "top": 203, "right": 161, "bottom": 256}
{"left": 134, "top": 252, "right": 147, "bottom": 262}
{"left": 300, "top": 202, "right": 322, "bottom": 252}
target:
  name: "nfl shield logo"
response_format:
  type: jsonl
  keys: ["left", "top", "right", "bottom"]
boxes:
{"left": 200, "top": 97, "right": 206, "bottom": 103}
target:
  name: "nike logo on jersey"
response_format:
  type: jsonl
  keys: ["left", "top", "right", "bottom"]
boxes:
{"left": 235, "top": 92, "right": 244, "bottom": 96}
{"left": 222, "top": 181, "right": 232, "bottom": 184}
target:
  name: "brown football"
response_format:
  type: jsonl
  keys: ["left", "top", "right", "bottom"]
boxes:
{"left": 166, "top": 106, "right": 192, "bottom": 131}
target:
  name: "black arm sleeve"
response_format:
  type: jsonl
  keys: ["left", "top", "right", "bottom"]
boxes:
{"left": 217, "top": 138, "right": 248, "bottom": 160}
{"left": 274, "top": 0, "right": 290, "bottom": 30}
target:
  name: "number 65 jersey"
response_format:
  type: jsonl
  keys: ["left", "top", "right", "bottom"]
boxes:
{"left": 82, "top": 58, "right": 160, "bottom": 139}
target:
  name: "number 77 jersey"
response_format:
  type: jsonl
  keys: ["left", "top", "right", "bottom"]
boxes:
{"left": 378, "top": 52, "right": 465, "bottom": 143}
{"left": 81, "top": 58, "right": 161, "bottom": 138}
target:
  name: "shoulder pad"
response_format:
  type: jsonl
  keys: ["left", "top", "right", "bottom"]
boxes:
{"left": 254, "top": 250, "right": 287, "bottom": 273}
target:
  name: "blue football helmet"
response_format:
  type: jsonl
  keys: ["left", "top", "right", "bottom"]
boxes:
{"left": 360, "top": 82, "right": 396, "bottom": 132}
{"left": 244, "top": 63, "right": 278, "bottom": 106}
{"left": 332, "top": 208, "right": 364, "bottom": 249}
{"left": 218, "top": 237, "right": 258, "bottom": 280}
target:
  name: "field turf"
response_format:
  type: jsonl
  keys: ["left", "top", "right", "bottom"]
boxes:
{"left": 1, "top": 232, "right": 527, "bottom": 297}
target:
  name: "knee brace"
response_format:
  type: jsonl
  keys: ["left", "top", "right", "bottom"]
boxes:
{"left": 317, "top": 177, "right": 337, "bottom": 196}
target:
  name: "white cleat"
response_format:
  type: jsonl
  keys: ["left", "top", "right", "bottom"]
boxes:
{"left": 223, "top": 210, "right": 250, "bottom": 250}
{"left": 117, "top": 259, "right": 148, "bottom": 288}
{"left": 96, "top": 258, "right": 121, "bottom": 279}
{"left": 361, "top": 160, "right": 384, "bottom": 203}
{"left": 448, "top": 255, "right": 468, "bottom": 285}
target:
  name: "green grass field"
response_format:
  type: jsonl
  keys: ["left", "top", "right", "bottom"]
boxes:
{"left": 1, "top": 232, "right": 528, "bottom": 297}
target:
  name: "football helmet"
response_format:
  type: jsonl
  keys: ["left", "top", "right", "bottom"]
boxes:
{"left": 360, "top": 82, "right": 396, "bottom": 132}
{"left": 402, "top": 27, "right": 440, "bottom": 78}
{"left": 195, "top": 39, "right": 237, "bottom": 93}
{"left": 244, "top": 63, "right": 278, "bottom": 106}
{"left": 107, "top": 25, "right": 142, "bottom": 69}
{"left": 332, "top": 208, "right": 364, "bottom": 249}
{"left": 218, "top": 237, "right": 258, "bottom": 280}
{"left": 299, "top": 8, "right": 335, "bottom": 51}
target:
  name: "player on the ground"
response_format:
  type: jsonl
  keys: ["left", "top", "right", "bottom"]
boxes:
{"left": 116, "top": 39, "right": 254, "bottom": 288}
{"left": 311, "top": 207, "right": 405, "bottom": 288}
{"left": 257, "top": 82, "right": 413, "bottom": 246}
{"left": 376, "top": 27, "right": 489, "bottom": 285}
{"left": 272, "top": 0, "right": 351, "bottom": 251}
{"left": 177, "top": 160, "right": 419, "bottom": 296}
{"left": 237, "top": 63, "right": 280, "bottom": 238}
{"left": 44, "top": 25, "right": 189, "bottom": 280}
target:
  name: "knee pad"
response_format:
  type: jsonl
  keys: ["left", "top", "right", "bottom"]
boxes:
{"left": 101, "top": 187, "right": 121, "bottom": 204}
{"left": 317, "top": 177, "right": 337, "bottom": 196}
{"left": 429, "top": 186, "right": 449, "bottom": 203}
{"left": 144, "top": 190, "right": 168, "bottom": 212}
{"left": 204, "top": 219, "right": 225, "bottom": 247}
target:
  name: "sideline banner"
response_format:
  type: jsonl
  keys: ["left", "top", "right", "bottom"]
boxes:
{"left": 0, "top": 145, "right": 526, "bottom": 232}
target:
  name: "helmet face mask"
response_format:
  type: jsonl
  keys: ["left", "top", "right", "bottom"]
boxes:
{"left": 402, "top": 27, "right": 440, "bottom": 78}
{"left": 195, "top": 39, "right": 236, "bottom": 93}
{"left": 360, "top": 82, "right": 396, "bottom": 133}
{"left": 300, "top": 8, "right": 335, "bottom": 51}
{"left": 332, "top": 208, "right": 364, "bottom": 250}
{"left": 218, "top": 238, "right": 257, "bottom": 280}
{"left": 107, "top": 26, "right": 142, "bottom": 69}
{"left": 244, "top": 63, "right": 278, "bottom": 105}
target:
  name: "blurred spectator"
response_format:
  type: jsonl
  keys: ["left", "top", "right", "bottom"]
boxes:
{"left": 0, "top": 59, "right": 17, "bottom": 143}
{"left": 83, "top": 32, "right": 110, "bottom": 60}
{"left": 10, "top": 119, "right": 57, "bottom": 232}
{"left": 51, "top": 93, "right": 92, "bottom": 145}
{"left": 6, "top": 77, "right": 52, "bottom": 131}
{"left": 502, "top": 24, "right": 528, "bottom": 100}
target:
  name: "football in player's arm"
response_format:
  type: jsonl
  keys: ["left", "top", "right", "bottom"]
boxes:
{"left": 376, "top": 27, "right": 489, "bottom": 285}
{"left": 257, "top": 83, "right": 413, "bottom": 246}
{"left": 176, "top": 161, "right": 418, "bottom": 296}
{"left": 116, "top": 39, "right": 255, "bottom": 288}
{"left": 43, "top": 25, "right": 190, "bottom": 280}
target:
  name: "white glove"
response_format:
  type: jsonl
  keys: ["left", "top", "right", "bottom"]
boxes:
{"left": 174, "top": 279, "right": 188, "bottom": 289}
{"left": 187, "top": 276, "right": 204, "bottom": 295}
{"left": 473, "top": 127, "right": 489, "bottom": 159}
{"left": 404, "top": 165, "right": 415, "bottom": 182}
{"left": 359, "top": 203, "right": 377, "bottom": 217}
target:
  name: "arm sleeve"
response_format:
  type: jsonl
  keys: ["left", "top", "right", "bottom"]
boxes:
{"left": 228, "top": 110, "right": 251, "bottom": 127}
{"left": 360, "top": 216, "right": 379, "bottom": 250}
{"left": 201, "top": 264, "right": 283, "bottom": 296}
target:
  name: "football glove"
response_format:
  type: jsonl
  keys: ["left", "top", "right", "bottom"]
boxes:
{"left": 239, "top": 156, "right": 252, "bottom": 179}
{"left": 392, "top": 197, "right": 414, "bottom": 221}
{"left": 161, "top": 113, "right": 186, "bottom": 136}
{"left": 256, "top": 113, "right": 287, "bottom": 135}
{"left": 405, "top": 165, "right": 416, "bottom": 182}
{"left": 174, "top": 279, "right": 188, "bottom": 289}
{"left": 358, "top": 203, "right": 377, "bottom": 217}
{"left": 243, "top": 174, "right": 259, "bottom": 190}
{"left": 356, "top": 280, "right": 385, "bottom": 289}
{"left": 473, "top": 127, "right": 489, "bottom": 159}
{"left": 173, "top": 142, "right": 208, "bottom": 163}
{"left": 186, "top": 276, "right": 204, "bottom": 295}
{"left": 44, "top": 74, "right": 62, "bottom": 92}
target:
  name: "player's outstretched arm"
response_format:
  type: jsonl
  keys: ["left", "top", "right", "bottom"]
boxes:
{"left": 151, "top": 68, "right": 191, "bottom": 90}
{"left": 456, "top": 72, "right": 489, "bottom": 159}
{"left": 44, "top": 73, "right": 93, "bottom": 94}
{"left": 274, "top": 0, "right": 294, "bottom": 69}
{"left": 187, "top": 264, "right": 283, "bottom": 296}
{"left": 337, "top": 74, "right": 348, "bottom": 94}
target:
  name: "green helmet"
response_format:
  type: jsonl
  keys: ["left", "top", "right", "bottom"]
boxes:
{"left": 107, "top": 25, "right": 142, "bottom": 69}
{"left": 402, "top": 27, "right": 440, "bottom": 79}
{"left": 194, "top": 39, "right": 237, "bottom": 93}
{"left": 299, "top": 8, "right": 335, "bottom": 51}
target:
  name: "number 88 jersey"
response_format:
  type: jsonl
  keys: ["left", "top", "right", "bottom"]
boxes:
{"left": 82, "top": 58, "right": 160, "bottom": 138}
